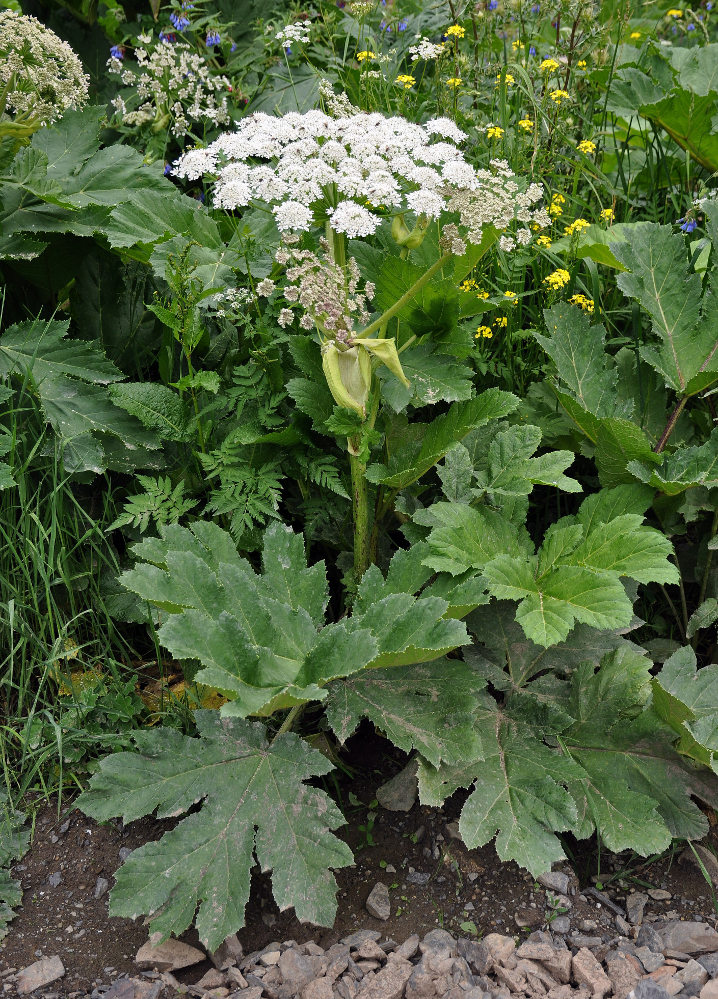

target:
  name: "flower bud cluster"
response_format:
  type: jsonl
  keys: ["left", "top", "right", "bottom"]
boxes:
{"left": 0, "top": 10, "right": 89, "bottom": 126}
{"left": 174, "top": 110, "right": 547, "bottom": 246}
{"left": 108, "top": 31, "right": 230, "bottom": 137}
{"left": 274, "top": 239, "right": 374, "bottom": 338}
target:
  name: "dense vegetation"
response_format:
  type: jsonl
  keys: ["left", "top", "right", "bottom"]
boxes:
{"left": 2, "top": 0, "right": 718, "bottom": 950}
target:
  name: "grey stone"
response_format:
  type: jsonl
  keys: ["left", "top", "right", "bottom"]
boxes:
{"left": 365, "top": 882, "right": 391, "bottom": 921}
{"left": 637, "top": 927, "right": 665, "bottom": 952}
{"left": 260, "top": 950, "right": 281, "bottom": 966}
{"left": 550, "top": 917, "right": 571, "bottom": 935}
{"left": 701, "top": 983, "right": 718, "bottom": 999}
{"left": 698, "top": 955, "right": 718, "bottom": 979}
{"left": 357, "top": 958, "right": 412, "bottom": 999}
{"left": 406, "top": 872, "right": 430, "bottom": 885}
{"left": 635, "top": 949, "right": 666, "bottom": 974}
{"left": 627, "top": 893, "right": 650, "bottom": 926}
{"left": 195, "top": 970, "right": 227, "bottom": 990}
{"left": 633, "top": 980, "right": 673, "bottom": 999}
{"left": 376, "top": 759, "right": 418, "bottom": 812}
{"left": 482, "top": 934, "right": 516, "bottom": 967}
{"left": 572, "top": 948, "right": 612, "bottom": 998}
{"left": 355, "top": 941, "right": 387, "bottom": 963}
{"left": 648, "top": 890, "right": 672, "bottom": 901}
{"left": 210, "top": 934, "right": 244, "bottom": 970}
{"left": 538, "top": 872, "right": 571, "bottom": 895}
{"left": 516, "top": 942, "right": 557, "bottom": 962}
{"left": 515, "top": 907, "right": 544, "bottom": 929}
{"left": 135, "top": 937, "right": 205, "bottom": 972}
{"left": 660, "top": 923, "right": 718, "bottom": 955}
{"left": 278, "top": 949, "right": 321, "bottom": 989}
{"left": 94, "top": 877, "right": 110, "bottom": 900}
{"left": 302, "top": 979, "right": 334, "bottom": 999}
{"left": 676, "top": 962, "right": 709, "bottom": 988}
{"left": 680, "top": 983, "right": 704, "bottom": 998}
{"left": 541, "top": 950, "right": 572, "bottom": 984}
{"left": 343, "top": 930, "right": 382, "bottom": 948}
{"left": 616, "top": 916, "right": 632, "bottom": 936}
{"left": 606, "top": 952, "right": 642, "bottom": 999}
{"left": 457, "top": 939, "right": 493, "bottom": 976}
{"left": 405, "top": 964, "right": 437, "bottom": 999}
{"left": 420, "top": 929, "right": 457, "bottom": 960}
{"left": 396, "top": 936, "right": 420, "bottom": 961}
{"left": 118, "top": 847, "right": 132, "bottom": 862}
{"left": 17, "top": 957, "right": 65, "bottom": 995}
{"left": 47, "top": 872, "right": 62, "bottom": 888}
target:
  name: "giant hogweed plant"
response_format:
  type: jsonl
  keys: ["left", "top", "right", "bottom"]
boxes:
{"left": 76, "top": 110, "right": 718, "bottom": 950}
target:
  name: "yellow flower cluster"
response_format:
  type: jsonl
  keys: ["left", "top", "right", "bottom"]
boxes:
{"left": 570, "top": 293, "right": 594, "bottom": 313}
{"left": 518, "top": 117, "right": 533, "bottom": 131}
{"left": 601, "top": 207, "right": 615, "bottom": 222}
{"left": 357, "top": 51, "right": 376, "bottom": 62}
{"left": 544, "top": 268, "right": 571, "bottom": 290}
{"left": 548, "top": 193, "right": 565, "bottom": 217}
{"left": 577, "top": 139, "right": 596, "bottom": 154}
{"left": 550, "top": 89, "right": 570, "bottom": 104}
{"left": 446, "top": 24, "right": 466, "bottom": 37}
{"left": 577, "top": 59, "right": 587, "bottom": 69}
{"left": 564, "top": 218, "right": 590, "bottom": 236}
{"left": 445, "top": 77, "right": 462, "bottom": 87}
{"left": 494, "top": 316, "right": 508, "bottom": 327}
{"left": 540, "top": 58, "right": 560, "bottom": 72}
{"left": 667, "top": 8, "right": 683, "bottom": 16}
{"left": 496, "top": 72, "right": 515, "bottom": 86}
{"left": 487, "top": 125, "right": 504, "bottom": 139}
{"left": 537, "top": 234, "right": 553, "bottom": 248}
{"left": 503, "top": 290, "right": 518, "bottom": 304}
{"left": 630, "top": 30, "right": 642, "bottom": 38}
{"left": 475, "top": 325, "right": 493, "bottom": 339}
{"left": 395, "top": 74, "right": 415, "bottom": 88}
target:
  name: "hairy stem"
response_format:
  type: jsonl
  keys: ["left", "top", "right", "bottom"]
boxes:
{"left": 350, "top": 449, "right": 371, "bottom": 582}
{"left": 274, "top": 703, "right": 306, "bottom": 738}
{"left": 654, "top": 396, "right": 688, "bottom": 454}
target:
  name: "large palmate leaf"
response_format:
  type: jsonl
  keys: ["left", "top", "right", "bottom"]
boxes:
{"left": 76, "top": 711, "right": 353, "bottom": 951}
{"left": 418, "top": 646, "right": 718, "bottom": 875}
{"left": 653, "top": 646, "right": 718, "bottom": 764}
{"left": 0, "top": 795, "right": 29, "bottom": 941}
{"left": 475, "top": 486, "right": 677, "bottom": 646}
{"left": 419, "top": 698, "right": 583, "bottom": 874}
{"left": 325, "top": 659, "right": 485, "bottom": 766}
{"left": 365, "top": 389, "right": 518, "bottom": 490}
{"left": 421, "top": 502, "right": 533, "bottom": 576}
{"left": 379, "top": 343, "right": 474, "bottom": 411}
{"left": 109, "top": 383, "right": 193, "bottom": 442}
{"left": 614, "top": 223, "right": 718, "bottom": 395}
{"left": 121, "top": 523, "right": 468, "bottom": 717}
{"left": 0, "top": 318, "right": 123, "bottom": 385}
{"left": 628, "top": 428, "right": 718, "bottom": 494}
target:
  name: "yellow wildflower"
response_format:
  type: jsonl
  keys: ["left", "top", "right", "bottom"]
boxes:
{"left": 357, "top": 51, "right": 376, "bottom": 62}
{"left": 630, "top": 30, "right": 642, "bottom": 38}
{"left": 477, "top": 290, "right": 489, "bottom": 299}
{"left": 577, "top": 139, "right": 596, "bottom": 154}
{"left": 512, "top": 39, "right": 522, "bottom": 50}
{"left": 475, "top": 325, "right": 493, "bottom": 338}
{"left": 446, "top": 24, "right": 466, "bottom": 37}
{"left": 461, "top": 278, "right": 477, "bottom": 291}
{"left": 503, "top": 290, "right": 518, "bottom": 304}
{"left": 487, "top": 125, "right": 504, "bottom": 139}
{"left": 494, "top": 315, "right": 508, "bottom": 327}
{"left": 445, "top": 76, "right": 462, "bottom": 87}
{"left": 544, "top": 268, "right": 571, "bottom": 290}
{"left": 395, "top": 74, "right": 416, "bottom": 89}
{"left": 564, "top": 218, "right": 590, "bottom": 237}
{"left": 518, "top": 117, "right": 534, "bottom": 131}
{"left": 540, "top": 58, "right": 560, "bottom": 72}
{"left": 548, "top": 193, "right": 565, "bottom": 217}
{"left": 570, "top": 293, "right": 594, "bottom": 313}
{"left": 537, "top": 234, "right": 552, "bottom": 248}
{"left": 549, "top": 89, "right": 570, "bottom": 104}
{"left": 496, "top": 72, "right": 516, "bottom": 86}
{"left": 577, "top": 59, "right": 587, "bottom": 69}
{"left": 666, "top": 8, "right": 683, "bottom": 15}
{"left": 601, "top": 207, "right": 615, "bottom": 222}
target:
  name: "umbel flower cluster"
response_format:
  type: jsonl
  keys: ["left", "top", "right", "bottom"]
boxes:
{"left": 173, "top": 110, "right": 549, "bottom": 243}
{"left": 108, "top": 32, "right": 230, "bottom": 137}
{"left": 0, "top": 10, "right": 89, "bottom": 129}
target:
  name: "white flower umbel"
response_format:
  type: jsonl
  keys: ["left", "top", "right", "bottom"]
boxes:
{"left": 275, "top": 22, "right": 311, "bottom": 44}
{"left": 107, "top": 35, "right": 229, "bottom": 137}
{"left": 408, "top": 36, "right": 446, "bottom": 61}
{"left": 174, "top": 109, "right": 548, "bottom": 244}
{"left": 0, "top": 10, "right": 89, "bottom": 131}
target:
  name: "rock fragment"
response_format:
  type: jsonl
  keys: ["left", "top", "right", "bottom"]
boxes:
{"left": 365, "top": 882, "right": 391, "bottom": 921}
{"left": 572, "top": 947, "right": 612, "bottom": 998}
{"left": 539, "top": 872, "right": 571, "bottom": 895}
{"left": 376, "top": 760, "right": 418, "bottom": 812}
{"left": 627, "top": 893, "right": 649, "bottom": 926}
{"left": 659, "top": 922, "right": 718, "bottom": 955}
{"left": 135, "top": 936, "right": 205, "bottom": 971}
{"left": 16, "top": 957, "right": 65, "bottom": 995}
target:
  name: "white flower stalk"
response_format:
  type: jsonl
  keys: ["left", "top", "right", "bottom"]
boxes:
{"left": 275, "top": 22, "right": 311, "bottom": 44}
{"left": 108, "top": 35, "right": 230, "bottom": 137}
{"left": 173, "top": 109, "right": 548, "bottom": 245}
{"left": 0, "top": 10, "right": 89, "bottom": 134}
{"left": 408, "top": 37, "right": 446, "bottom": 61}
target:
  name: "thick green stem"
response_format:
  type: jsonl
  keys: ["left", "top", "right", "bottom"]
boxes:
{"left": 274, "top": 703, "right": 306, "bottom": 738}
{"left": 350, "top": 449, "right": 371, "bottom": 582}
{"left": 359, "top": 251, "right": 453, "bottom": 340}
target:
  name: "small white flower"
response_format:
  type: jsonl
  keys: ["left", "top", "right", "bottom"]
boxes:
{"left": 273, "top": 201, "right": 314, "bottom": 231}
{"left": 256, "top": 278, "right": 276, "bottom": 297}
{"left": 278, "top": 308, "right": 294, "bottom": 327}
{"left": 328, "top": 201, "right": 381, "bottom": 237}
{"left": 406, "top": 189, "right": 445, "bottom": 219}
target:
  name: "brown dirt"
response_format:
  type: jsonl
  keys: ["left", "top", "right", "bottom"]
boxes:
{"left": 2, "top": 735, "right": 717, "bottom": 993}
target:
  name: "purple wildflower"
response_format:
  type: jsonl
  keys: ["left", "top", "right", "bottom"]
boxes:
{"left": 163, "top": 163, "right": 172, "bottom": 176}
{"left": 110, "top": 44, "right": 124, "bottom": 59}
{"left": 529, "top": 45, "right": 536, "bottom": 54}
{"left": 206, "top": 30, "right": 221, "bottom": 46}
{"left": 398, "top": 18, "right": 408, "bottom": 30}
{"left": 170, "top": 12, "right": 190, "bottom": 30}
{"left": 687, "top": 21, "right": 696, "bottom": 27}
{"left": 158, "top": 30, "right": 176, "bottom": 42}
{"left": 678, "top": 217, "right": 697, "bottom": 232}
{"left": 488, "top": 1, "right": 499, "bottom": 10}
